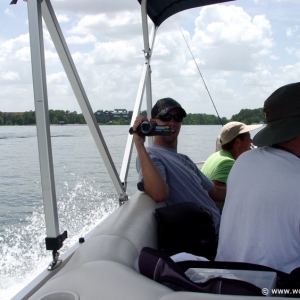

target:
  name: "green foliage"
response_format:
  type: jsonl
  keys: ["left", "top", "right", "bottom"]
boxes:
{"left": 52, "top": 117, "right": 58, "bottom": 124}
{"left": 23, "top": 111, "right": 35, "bottom": 125}
{"left": 0, "top": 110, "right": 32, "bottom": 125}
{"left": 107, "top": 118, "right": 130, "bottom": 125}
{"left": 0, "top": 110, "right": 86, "bottom": 125}
{"left": 49, "top": 110, "right": 86, "bottom": 124}
{"left": 140, "top": 110, "right": 147, "bottom": 117}
{"left": 140, "top": 110, "right": 226, "bottom": 125}
{"left": 230, "top": 108, "right": 265, "bottom": 125}
{"left": 183, "top": 113, "right": 226, "bottom": 125}
{"left": 0, "top": 108, "right": 266, "bottom": 126}
{"left": 95, "top": 112, "right": 109, "bottom": 124}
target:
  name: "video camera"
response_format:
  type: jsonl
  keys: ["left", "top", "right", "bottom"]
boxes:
{"left": 129, "top": 121, "right": 171, "bottom": 137}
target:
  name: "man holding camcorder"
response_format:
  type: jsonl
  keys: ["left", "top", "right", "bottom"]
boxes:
{"left": 131, "top": 97, "right": 226, "bottom": 233}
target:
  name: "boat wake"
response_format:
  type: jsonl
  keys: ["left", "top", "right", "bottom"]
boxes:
{"left": 0, "top": 176, "right": 118, "bottom": 300}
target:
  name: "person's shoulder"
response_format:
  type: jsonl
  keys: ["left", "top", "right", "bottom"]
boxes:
{"left": 210, "top": 150, "right": 222, "bottom": 157}
{"left": 145, "top": 146, "right": 160, "bottom": 157}
{"left": 237, "top": 147, "right": 262, "bottom": 161}
{"left": 178, "top": 152, "right": 194, "bottom": 162}
{"left": 207, "top": 150, "right": 233, "bottom": 162}
{"left": 219, "top": 150, "right": 235, "bottom": 160}
{"left": 146, "top": 146, "right": 157, "bottom": 152}
{"left": 204, "top": 150, "right": 220, "bottom": 162}
{"left": 146, "top": 145, "right": 176, "bottom": 159}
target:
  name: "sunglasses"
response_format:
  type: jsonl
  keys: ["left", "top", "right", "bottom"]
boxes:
{"left": 156, "top": 114, "right": 183, "bottom": 123}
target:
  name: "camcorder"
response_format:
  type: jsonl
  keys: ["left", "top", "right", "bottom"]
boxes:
{"left": 129, "top": 121, "right": 171, "bottom": 137}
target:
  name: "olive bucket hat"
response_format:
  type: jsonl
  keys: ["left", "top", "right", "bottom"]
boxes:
{"left": 253, "top": 82, "right": 300, "bottom": 147}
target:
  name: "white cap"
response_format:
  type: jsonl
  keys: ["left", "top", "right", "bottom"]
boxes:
{"left": 220, "top": 122, "right": 262, "bottom": 145}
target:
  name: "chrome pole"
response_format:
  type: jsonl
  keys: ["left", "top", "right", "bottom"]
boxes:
{"left": 27, "top": 0, "right": 59, "bottom": 239}
{"left": 119, "top": 0, "right": 157, "bottom": 188}
{"left": 41, "top": 0, "right": 127, "bottom": 202}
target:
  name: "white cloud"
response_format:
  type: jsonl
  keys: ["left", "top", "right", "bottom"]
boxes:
{"left": 5, "top": 8, "right": 14, "bottom": 17}
{"left": 280, "top": 62, "right": 300, "bottom": 82}
{"left": 91, "top": 40, "right": 139, "bottom": 65}
{"left": 1, "top": 34, "right": 29, "bottom": 53}
{"left": 285, "top": 46, "right": 300, "bottom": 58}
{"left": 67, "top": 11, "right": 141, "bottom": 40}
{"left": 1, "top": 0, "right": 300, "bottom": 117}
{"left": 1, "top": 71, "right": 20, "bottom": 81}
{"left": 66, "top": 34, "right": 97, "bottom": 45}
{"left": 52, "top": 0, "right": 138, "bottom": 15}
{"left": 270, "top": 55, "right": 279, "bottom": 60}
{"left": 14, "top": 47, "right": 31, "bottom": 62}
{"left": 191, "top": 5, "right": 274, "bottom": 72}
{"left": 47, "top": 72, "right": 67, "bottom": 84}
{"left": 286, "top": 25, "right": 299, "bottom": 37}
{"left": 57, "top": 14, "right": 70, "bottom": 23}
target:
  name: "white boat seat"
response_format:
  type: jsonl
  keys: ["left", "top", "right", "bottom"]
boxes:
{"left": 28, "top": 192, "right": 172, "bottom": 300}
{"left": 28, "top": 191, "right": 285, "bottom": 300}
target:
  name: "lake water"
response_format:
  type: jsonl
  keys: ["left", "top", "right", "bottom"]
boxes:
{"left": 0, "top": 124, "right": 248, "bottom": 299}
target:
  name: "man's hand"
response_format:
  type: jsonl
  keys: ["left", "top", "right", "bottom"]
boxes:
{"left": 132, "top": 115, "right": 147, "bottom": 147}
{"left": 132, "top": 115, "right": 169, "bottom": 202}
{"left": 209, "top": 184, "right": 226, "bottom": 203}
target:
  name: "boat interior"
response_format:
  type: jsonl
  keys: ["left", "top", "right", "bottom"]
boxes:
{"left": 11, "top": 0, "right": 287, "bottom": 299}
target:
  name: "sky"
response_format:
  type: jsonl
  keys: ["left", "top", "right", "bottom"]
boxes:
{"left": 0, "top": 0, "right": 299, "bottom": 119}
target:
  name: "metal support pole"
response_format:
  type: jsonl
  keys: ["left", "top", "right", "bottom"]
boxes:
{"left": 142, "top": 0, "right": 155, "bottom": 146}
{"left": 41, "top": 0, "right": 127, "bottom": 202}
{"left": 119, "top": 5, "right": 157, "bottom": 188}
{"left": 141, "top": 0, "right": 150, "bottom": 57}
{"left": 145, "top": 59, "right": 153, "bottom": 146}
{"left": 27, "top": 0, "right": 59, "bottom": 239}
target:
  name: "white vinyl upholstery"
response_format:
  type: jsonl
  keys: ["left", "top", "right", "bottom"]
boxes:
{"left": 28, "top": 192, "right": 285, "bottom": 300}
{"left": 29, "top": 192, "right": 172, "bottom": 300}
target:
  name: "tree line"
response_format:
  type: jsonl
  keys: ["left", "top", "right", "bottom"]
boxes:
{"left": 116, "top": 109, "right": 266, "bottom": 125}
{"left": 0, "top": 110, "right": 86, "bottom": 126}
{"left": 0, "top": 108, "right": 265, "bottom": 126}
{"left": 182, "top": 108, "right": 265, "bottom": 125}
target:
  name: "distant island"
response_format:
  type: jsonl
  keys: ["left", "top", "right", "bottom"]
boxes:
{"left": 0, "top": 108, "right": 265, "bottom": 126}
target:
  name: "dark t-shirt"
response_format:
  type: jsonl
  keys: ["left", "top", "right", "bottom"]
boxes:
{"left": 136, "top": 145, "right": 221, "bottom": 232}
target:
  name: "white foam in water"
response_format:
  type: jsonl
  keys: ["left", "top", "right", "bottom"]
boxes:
{"left": 0, "top": 177, "right": 118, "bottom": 300}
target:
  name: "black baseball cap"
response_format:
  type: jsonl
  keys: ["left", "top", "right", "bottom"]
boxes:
{"left": 151, "top": 98, "right": 187, "bottom": 118}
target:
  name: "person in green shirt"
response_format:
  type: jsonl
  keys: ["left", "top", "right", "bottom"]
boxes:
{"left": 201, "top": 122, "right": 262, "bottom": 187}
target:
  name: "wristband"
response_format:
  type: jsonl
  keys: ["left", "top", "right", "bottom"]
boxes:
{"left": 129, "top": 127, "right": 137, "bottom": 135}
